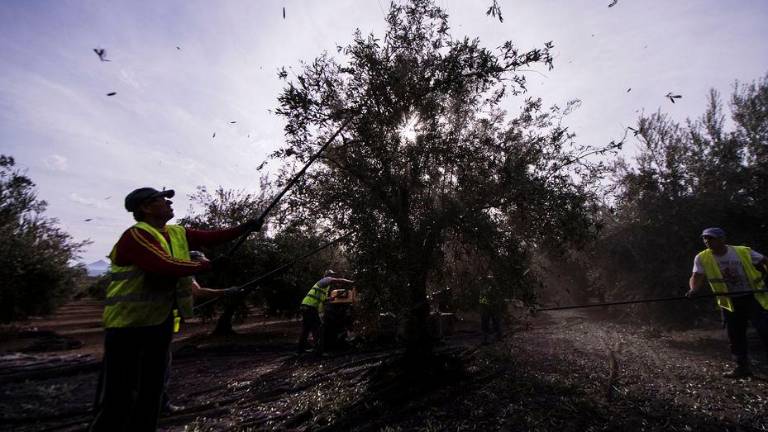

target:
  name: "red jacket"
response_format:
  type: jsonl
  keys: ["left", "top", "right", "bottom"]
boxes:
{"left": 111, "top": 224, "right": 247, "bottom": 291}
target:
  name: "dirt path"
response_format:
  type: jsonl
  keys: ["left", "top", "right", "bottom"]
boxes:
{"left": 390, "top": 310, "right": 768, "bottom": 432}
{"left": 1, "top": 305, "right": 767, "bottom": 431}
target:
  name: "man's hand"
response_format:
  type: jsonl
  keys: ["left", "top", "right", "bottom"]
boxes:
{"left": 688, "top": 272, "right": 705, "bottom": 298}
{"left": 194, "top": 256, "right": 212, "bottom": 272}
{"left": 244, "top": 217, "right": 264, "bottom": 233}
{"left": 220, "top": 286, "right": 243, "bottom": 296}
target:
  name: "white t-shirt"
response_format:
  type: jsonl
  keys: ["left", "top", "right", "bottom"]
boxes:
{"left": 692, "top": 246, "right": 764, "bottom": 292}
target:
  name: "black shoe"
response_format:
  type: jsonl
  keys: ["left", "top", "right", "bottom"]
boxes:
{"left": 722, "top": 367, "right": 753, "bottom": 379}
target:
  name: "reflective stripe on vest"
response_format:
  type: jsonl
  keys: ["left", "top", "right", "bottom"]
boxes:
{"left": 110, "top": 269, "right": 144, "bottom": 281}
{"left": 697, "top": 246, "right": 768, "bottom": 312}
{"left": 103, "top": 291, "right": 173, "bottom": 306}
{"left": 103, "top": 223, "right": 194, "bottom": 328}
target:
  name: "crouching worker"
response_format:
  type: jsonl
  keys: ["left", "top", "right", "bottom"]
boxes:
{"left": 90, "top": 187, "right": 261, "bottom": 432}
{"left": 687, "top": 227, "right": 768, "bottom": 378}
{"left": 297, "top": 270, "right": 354, "bottom": 355}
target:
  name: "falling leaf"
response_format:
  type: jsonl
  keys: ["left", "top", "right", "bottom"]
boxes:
{"left": 282, "top": 6, "right": 286, "bottom": 19}
{"left": 212, "top": 132, "right": 216, "bottom": 138}
{"left": 665, "top": 92, "right": 682, "bottom": 103}
{"left": 84, "top": 218, "right": 93, "bottom": 222}
{"left": 93, "top": 48, "right": 110, "bottom": 62}
{"left": 626, "top": 88, "right": 632, "bottom": 93}
{"left": 608, "top": 0, "right": 618, "bottom": 7}
{"left": 485, "top": 0, "right": 503, "bottom": 22}
{"left": 106, "top": 92, "right": 117, "bottom": 96}
{"left": 176, "top": 46, "right": 181, "bottom": 50}
{"left": 104, "top": 196, "right": 111, "bottom": 200}
{"left": 230, "top": 121, "right": 237, "bottom": 124}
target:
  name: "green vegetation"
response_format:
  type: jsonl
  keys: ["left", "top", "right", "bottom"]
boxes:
{"left": 179, "top": 186, "right": 338, "bottom": 334}
{"left": 0, "top": 155, "right": 88, "bottom": 322}
{"left": 557, "top": 74, "right": 768, "bottom": 324}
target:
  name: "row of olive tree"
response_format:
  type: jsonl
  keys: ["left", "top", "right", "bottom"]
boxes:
{"left": 556, "top": 74, "right": 768, "bottom": 324}
{"left": 0, "top": 155, "right": 88, "bottom": 323}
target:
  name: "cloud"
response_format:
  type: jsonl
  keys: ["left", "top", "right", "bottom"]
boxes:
{"left": 69, "top": 193, "right": 111, "bottom": 209}
{"left": 44, "top": 154, "right": 68, "bottom": 171}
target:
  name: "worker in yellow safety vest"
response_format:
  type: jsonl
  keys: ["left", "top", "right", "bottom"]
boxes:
{"left": 90, "top": 187, "right": 261, "bottom": 432}
{"left": 297, "top": 270, "right": 354, "bottom": 355}
{"left": 687, "top": 227, "right": 768, "bottom": 378}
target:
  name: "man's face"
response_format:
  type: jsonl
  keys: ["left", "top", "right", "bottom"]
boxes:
{"left": 141, "top": 196, "right": 174, "bottom": 221}
{"left": 702, "top": 235, "right": 724, "bottom": 250}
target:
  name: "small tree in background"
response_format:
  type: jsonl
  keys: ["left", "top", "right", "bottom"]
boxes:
{"left": 180, "top": 186, "right": 268, "bottom": 334}
{"left": 180, "top": 186, "right": 338, "bottom": 334}
{"left": 0, "top": 155, "right": 88, "bottom": 322}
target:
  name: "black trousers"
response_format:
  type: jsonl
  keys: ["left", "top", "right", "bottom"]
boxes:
{"left": 90, "top": 316, "right": 173, "bottom": 432}
{"left": 724, "top": 295, "right": 768, "bottom": 368}
{"left": 298, "top": 305, "right": 322, "bottom": 353}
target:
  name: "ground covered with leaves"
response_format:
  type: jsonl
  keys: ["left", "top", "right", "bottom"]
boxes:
{"left": 1, "top": 305, "right": 767, "bottom": 431}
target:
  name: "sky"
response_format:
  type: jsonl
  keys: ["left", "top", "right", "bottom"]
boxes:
{"left": 1, "top": 0, "right": 767, "bottom": 264}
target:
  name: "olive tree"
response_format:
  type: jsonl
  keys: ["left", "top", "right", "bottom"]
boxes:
{"left": 274, "top": 0, "right": 614, "bottom": 356}
{"left": 0, "top": 155, "right": 88, "bottom": 322}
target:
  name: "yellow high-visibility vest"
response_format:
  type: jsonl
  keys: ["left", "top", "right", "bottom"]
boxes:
{"left": 301, "top": 282, "right": 330, "bottom": 314}
{"left": 103, "top": 222, "right": 193, "bottom": 328}
{"left": 697, "top": 245, "right": 768, "bottom": 312}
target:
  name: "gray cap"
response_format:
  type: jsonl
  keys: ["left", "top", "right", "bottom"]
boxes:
{"left": 124, "top": 187, "right": 175, "bottom": 212}
{"left": 701, "top": 227, "right": 726, "bottom": 238}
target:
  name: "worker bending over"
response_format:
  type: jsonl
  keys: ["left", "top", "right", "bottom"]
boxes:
{"left": 297, "top": 270, "right": 354, "bottom": 355}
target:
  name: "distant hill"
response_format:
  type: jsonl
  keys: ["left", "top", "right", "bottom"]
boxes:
{"left": 85, "top": 260, "right": 109, "bottom": 276}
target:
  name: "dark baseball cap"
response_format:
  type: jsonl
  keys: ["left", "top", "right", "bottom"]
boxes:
{"left": 701, "top": 227, "right": 726, "bottom": 238}
{"left": 124, "top": 187, "right": 175, "bottom": 212}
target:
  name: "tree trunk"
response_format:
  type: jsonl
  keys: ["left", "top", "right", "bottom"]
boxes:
{"left": 401, "top": 250, "right": 433, "bottom": 363}
{"left": 212, "top": 297, "right": 238, "bottom": 335}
